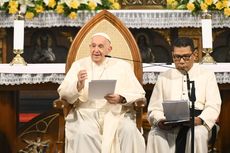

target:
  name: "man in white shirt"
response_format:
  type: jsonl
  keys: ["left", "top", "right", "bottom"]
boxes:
{"left": 58, "top": 32, "right": 146, "bottom": 153}
{"left": 146, "top": 37, "right": 221, "bottom": 153}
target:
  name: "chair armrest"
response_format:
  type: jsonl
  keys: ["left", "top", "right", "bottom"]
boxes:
{"left": 133, "top": 98, "right": 147, "bottom": 132}
{"left": 53, "top": 99, "right": 66, "bottom": 109}
{"left": 53, "top": 99, "right": 73, "bottom": 117}
{"left": 133, "top": 98, "right": 146, "bottom": 109}
{"left": 52, "top": 99, "right": 67, "bottom": 152}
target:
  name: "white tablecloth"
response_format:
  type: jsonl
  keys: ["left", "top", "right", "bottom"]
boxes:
{"left": 0, "top": 63, "right": 230, "bottom": 85}
{"left": 0, "top": 64, "right": 65, "bottom": 85}
{"left": 0, "top": 10, "right": 230, "bottom": 28}
{"left": 143, "top": 63, "right": 230, "bottom": 84}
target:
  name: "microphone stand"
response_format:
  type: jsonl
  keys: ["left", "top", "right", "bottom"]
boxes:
{"left": 106, "top": 55, "right": 173, "bottom": 69}
{"left": 105, "top": 55, "right": 141, "bottom": 63}
{"left": 186, "top": 73, "right": 196, "bottom": 153}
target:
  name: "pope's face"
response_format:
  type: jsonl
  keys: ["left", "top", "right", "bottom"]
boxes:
{"left": 89, "top": 35, "right": 112, "bottom": 65}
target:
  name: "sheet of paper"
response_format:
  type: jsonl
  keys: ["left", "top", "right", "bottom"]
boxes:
{"left": 162, "top": 100, "right": 190, "bottom": 123}
{"left": 88, "top": 80, "right": 117, "bottom": 99}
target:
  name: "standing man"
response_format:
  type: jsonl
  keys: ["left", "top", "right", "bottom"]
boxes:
{"left": 146, "top": 37, "right": 221, "bottom": 153}
{"left": 58, "top": 32, "right": 146, "bottom": 153}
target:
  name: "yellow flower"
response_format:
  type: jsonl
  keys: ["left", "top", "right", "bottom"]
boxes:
{"left": 112, "top": 2, "right": 120, "bottom": 9}
{"left": 9, "top": 0, "right": 18, "bottom": 8}
{"left": 48, "top": 0, "right": 56, "bottom": 8}
{"left": 222, "top": 0, "right": 229, "bottom": 8}
{"left": 35, "top": 5, "right": 44, "bottom": 13}
{"left": 224, "top": 7, "right": 230, "bottom": 16}
{"left": 70, "top": 0, "right": 80, "bottom": 9}
{"left": 56, "top": 4, "right": 64, "bottom": 14}
{"left": 204, "top": 0, "right": 213, "bottom": 6}
{"left": 88, "top": 0, "right": 97, "bottom": 10}
{"left": 186, "top": 3, "right": 195, "bottom": 11}
{"left": 201, "top": 2, "right": 208, "bottom": 11}
{"left": 68, "top": 12, "right": 77, "bottom": 19}
{"left": 8, "top": 0, "right": 18, "bottom": 14}
{"left": 215, "top": 1, "right": 223, "bottom": 10}
{"left": 25, "top": 12, "right": 34, "bottom": 20}
{"left": 8, "top": 7, "right": 18, "bottom": 14}
{"left": 0, "top": 0, "right": 119, "bottom": 19}
{"left": 167, "top": 0, "right": 174, "bottom": 5}
{"left": 171, "top": 1, "right": 178, "bottom": 9}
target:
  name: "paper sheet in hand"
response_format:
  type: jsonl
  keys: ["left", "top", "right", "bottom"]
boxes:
{"left": 88, "top": 80, "right": 117, "bottom": 99}
{"left": 163, "top": 100, "right": 190, "bottom": 124}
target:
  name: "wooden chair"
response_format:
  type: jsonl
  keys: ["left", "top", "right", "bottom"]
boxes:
{"left": 208, "top": 121, "right": 220, "bottom": 153}
{"left": 53, "top": 10, "right": 146, "bottom": 152}
{"left": 16, "top": 109, "right": 64, "bottom": 153}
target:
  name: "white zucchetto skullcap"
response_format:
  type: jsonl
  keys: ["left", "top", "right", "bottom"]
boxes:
{"left": 92, "top": 32, "right": 111, "bottom": 43}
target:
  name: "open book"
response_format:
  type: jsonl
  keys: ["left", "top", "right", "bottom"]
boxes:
{"left": 162, "top": 100, "right": 190, "bottom": 124}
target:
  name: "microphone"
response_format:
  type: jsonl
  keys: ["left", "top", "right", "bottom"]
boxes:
{"left": 105, "top": 55, "right": 141, "bottom": 63}
{"left": 184, "top": 70, "right": 196, "bottom": 102}
{"left": 185, "top": 71, "right": 191, "bottom": 100}
{"left": 105, "top": 55, "right": 174, "bottom": 69}
{"left": 190, "top": 79, "right": 196, "bottom": 102}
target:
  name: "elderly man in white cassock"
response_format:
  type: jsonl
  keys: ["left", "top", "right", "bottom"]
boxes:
{"left": 57, "top": 32, "right": 146, "bottom": 153}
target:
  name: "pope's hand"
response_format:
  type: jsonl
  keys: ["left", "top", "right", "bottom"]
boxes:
{"left": 77, "top": 69, "right": 87, "bottom": 91}
{"left": 104, "top": 94, "right": 121, "bottom": 104}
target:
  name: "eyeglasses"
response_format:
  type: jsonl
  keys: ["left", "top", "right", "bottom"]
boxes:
{"left": 172, "top": 53, "right": 193, "bottom": 61}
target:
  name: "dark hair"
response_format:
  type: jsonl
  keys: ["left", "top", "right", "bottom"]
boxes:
{"left": 172, "top": 37, "right": 195, "bottom": 52}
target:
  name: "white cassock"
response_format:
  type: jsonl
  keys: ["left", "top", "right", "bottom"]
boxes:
{"left": 58, "top": 57, "right": 146, "bottom": 153}
{"left": 146, "top": 63, "right": 221, "bottom": 153}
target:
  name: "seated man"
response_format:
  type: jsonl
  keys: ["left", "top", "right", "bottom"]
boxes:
{"left": 146, "top": 37, "right": 221, "bottom": 153}
{"left": 58, "top": 32, "right": 146, "bottom": 153}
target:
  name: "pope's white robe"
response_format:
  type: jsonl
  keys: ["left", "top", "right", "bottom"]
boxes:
{"left": 58, "top": 57, "right": 146, "bottom": 153}
{"left": 147, "top": 63, "right": 221, "bottom": 153}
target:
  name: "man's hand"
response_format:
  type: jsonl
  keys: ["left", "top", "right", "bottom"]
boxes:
{"left": 77, "top": 70, "right": 87, "bottom": 91}
{"left": 177, "top": 117, "right": 203, "bottom": 126}
{"left": 157, "top": 119, "right": 177, "bottom": 130}
{"left": 104, "top": 94, "right": 123, "bottom": 104}
{"left": 195, "top": 117, "right": 203, "bottom": 126}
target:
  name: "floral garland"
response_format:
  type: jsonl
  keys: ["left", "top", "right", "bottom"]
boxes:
{"left": 0, "top": 0, "right": 120, "bottom": 20}
{"left": 166, "top": 0, "right": 230, "bottom": 16}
